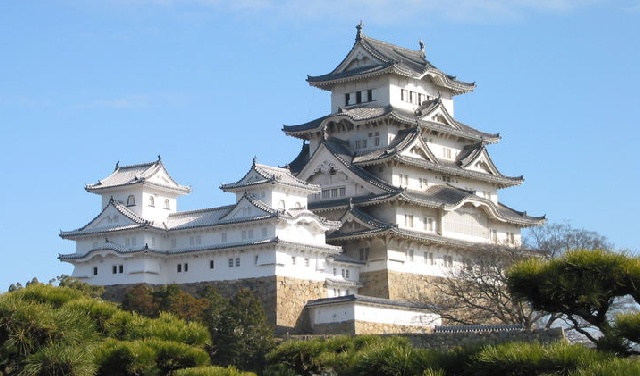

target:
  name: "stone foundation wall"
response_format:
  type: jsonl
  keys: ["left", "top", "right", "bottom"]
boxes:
{"left": 358, "top": 270, "right": 444, "bottom": 302}
{"left": 354, "top": 321, "right": 433, "bottom": 335}
{"left": 102, "top": 276, "right": 323, "bottom": 334}
{"left": 275, "top": 277, "right": 326, "bottom": 334}
{"left": 310, "top": 320, "right": 433, "bottom": 335}
{"left": 387, "top": 271, "right": 442, "bottom": 301}
{"left": 311, "top": 321, "right": 354, "bottom": 335}
{"left": 358, "top": 269, "right": 389, "bottom": 298}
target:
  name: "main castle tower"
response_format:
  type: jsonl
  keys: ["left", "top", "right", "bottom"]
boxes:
{"left": 284, "top": 23, "right": 544, "bottom": 301}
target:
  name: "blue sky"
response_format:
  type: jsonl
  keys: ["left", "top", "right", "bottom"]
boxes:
{"left": 1, "top": 0, "right": 639, "bottom": 290}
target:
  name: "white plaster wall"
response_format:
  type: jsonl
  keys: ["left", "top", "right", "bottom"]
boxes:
{"left": 311, "top": 303, "right": 355, "bottom": 324}
{"left": 354, "top": 303, "right": 441, "bottom": 326}
{"left": 310, "top": 301, "right": 440, "bottom": 326}
{"left": 274, "top": 250, "right": 327, "bottom": 281}
{"left": 329, "top": 77, "right": 387, "bottom": 113}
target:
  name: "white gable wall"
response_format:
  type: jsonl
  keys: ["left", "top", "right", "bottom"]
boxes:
{"left": 309, "top": 300, "right": 441, "bottom": 328}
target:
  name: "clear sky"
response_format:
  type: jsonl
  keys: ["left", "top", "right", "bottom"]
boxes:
{"left": 1, "top": 0, "right": 638, "bottom": 290}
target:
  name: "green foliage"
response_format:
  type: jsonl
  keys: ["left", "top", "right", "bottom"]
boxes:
{"left": 266, "top": 336, "right": 443, "bottom": 376}
{"left": 104, "top": 310, "right": 209, "bottom": 345}
{"left": 350, "top": 340, "right": 439, "bottom": 376}
{"left": 121, "top": 284, "right": 160, "bottom": 317}
{"left": 469, "top": 341, "right": 611, "bottom": 376}
{"left": 615, "top": 312, "right": 640, "bottom": 343}
{"left": 94, "top": 339, "right": 159, "bottom": 376}
{"left": 206, "top": 289, "right": 274, "bottom": 372}
{"left": 55, "top": 275, "right": 105, "bottom": 298}
{"left": 174, "top": 366, "right": 257, "bottom": 376}
{"left": 19, "top": 342, "right": 97, "bottom": 376}
{"left": 94, "top": 339, "right": 210, "bottom": 376}
{"left": 0, "top": 289, "right": 99, "bottom": 375}
{"left": 0, "top": 282, "right": 213, "bottom": 376}
{"left": 64, "top": 298, "right": 120, "bottom": 336}
{"left": 507, "top": 249, "right": 640, "bottom": 352}
{"left": 10, "top": 283, "right": 86, "bottom": 308}
{"left": 261, "top": 363, "right": 299, "bottom": 376}
{"left": 568, "top": 357, "right": 640, "bottom": 376}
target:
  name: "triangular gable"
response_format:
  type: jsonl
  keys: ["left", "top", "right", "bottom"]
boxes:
{"left": 419, "top": 102, "right": 461, "bottom": 130}
{"left": 335, "top": 44, "right": 384, "bottom": 75}
{"left": 297, "top": 143, "right": 394, "bottom": 196}
{"left": 396, "top": 129, "right": 438, "bottom": 163}
{"left": 220, "top": 193, "right": 275, "bottom": 221}
{"left": 61, "top": 200, "right": 147, "bottom": 237}
{"left": 338, "top": 207, "right": 390, "bottom": 233}
{"left": 84, "top": 205, "right": 140, "bottom": 232}
{"left": 144, "top": 163, "right": 189, "bottom": 192}
{"left": 86, "top": 160, "right": 190, "bottom": 194}
{"left": 235, "top": 168, "right": 270, "bottom": 187}
{"left": 461, "top": 148, "right": 501, "bottom": 176}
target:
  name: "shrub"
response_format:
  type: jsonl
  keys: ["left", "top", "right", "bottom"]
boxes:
{"left": 94, "top": 339, "right": 210, "bottom": 376}
{"left": 104, "top": 311, "right": 209, "bottom": 345}
{"left": 20, "top": 342, "right": 96, "bottom": 376}
{"left": 174, "top": 366, "right": 257, "bottom": 376}
{"left": 11, "top": 284, "right": 85, "bottom": 308}
{"left": 64, "top": 298, "right": 120, "bottom": 336}
{"left": 569, "top": 357, "right": 640, "bottom": 376}
{"left": 469, "top": 341, "right": 611, "bottom": 376}
{"left": 350, "top": 340, "right": 439, "bottom": 376}
{"left": 94, "top": 339, "right": 157, "bottom": 376}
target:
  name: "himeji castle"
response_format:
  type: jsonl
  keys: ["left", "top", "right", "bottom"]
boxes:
{"left": 60, "top": 25, "right": 544, "bottom": 335}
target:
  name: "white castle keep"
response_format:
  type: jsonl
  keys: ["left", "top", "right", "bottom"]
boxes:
{"left": 60, "top": 25, "right": 544, "bottom": 334}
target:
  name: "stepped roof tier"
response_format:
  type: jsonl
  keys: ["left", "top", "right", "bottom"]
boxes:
{"left": 59, "top": 197, "right": 153, "bottom": 238}
{"left": 310, "top": 185, "right": 545, "bottom": 227}
{"left": 167, "top": 192, "right": 340, "bottom": 232}
{"left": 283, "top": 99, "right": 499, "bottom": 144}
{"left": 59, "top": 237, "right": 342, "bottom": 262}
{"left": 85, "top": 157, "right": 190, "bottom": 195}
{"left": 307, "top": 22, "right": 475, "bottom": 95}
{"left": 61, "top": 191, "right": 341, "bottom": 239}
{"left": 329, "top": 204, "right": 543, "bottom": 247}
{"left": 289, "top": 131, "right": 522, "bottom": 189}
{"left": 220, "top": 158, "right": 320, "bottom": 194}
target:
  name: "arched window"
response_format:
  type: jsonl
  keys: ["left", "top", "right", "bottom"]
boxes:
{"left": 278, "top": 200, "right": 286, "bottom": 210}
{"left": 126, "top": 195, "right": 136, "bottom": 206}
{"left": 148, "top": 196, "right": 155, "bottom": 207}
{"left": 294, "top": 202, "right": 302, "bottom": 208}
{"left": 164, "top": 199, "right": 170, "bottom": 210}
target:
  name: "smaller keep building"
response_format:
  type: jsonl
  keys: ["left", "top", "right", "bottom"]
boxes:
{"left": 59, "top": 157, "right": 437, "bottom": 334}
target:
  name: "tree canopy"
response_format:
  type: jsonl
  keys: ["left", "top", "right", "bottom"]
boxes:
{"left": 0, "top": 281, "right": 210, "bottom": 376}
{"left": 507, "top": 249, "right": 640, "bottom": 354}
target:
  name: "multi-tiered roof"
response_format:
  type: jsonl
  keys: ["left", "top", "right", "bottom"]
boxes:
{"left": 306, "top": 22, "right": 475, "bottom": 95}
{"left": 284, "top": 25, "right": 544, "bottom": 250}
